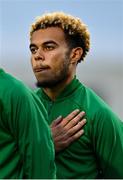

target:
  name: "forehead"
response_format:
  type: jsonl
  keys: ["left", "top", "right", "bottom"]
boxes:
{"left": 31, "top": 27, "right": 66, "bottom": 44}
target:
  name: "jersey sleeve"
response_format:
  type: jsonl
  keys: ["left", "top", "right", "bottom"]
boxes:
{"left": 11, "top": 87, "right": 56, "bottom": 179}
{"left": 91, "top": 106, "right": 123, "bottom": 178}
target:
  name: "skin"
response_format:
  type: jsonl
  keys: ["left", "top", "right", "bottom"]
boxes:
{"left": 51, "top": 110, "right": 86, "bottom": 152}
{"left": 30, "top": 27, "right": 86, "bottom": 152}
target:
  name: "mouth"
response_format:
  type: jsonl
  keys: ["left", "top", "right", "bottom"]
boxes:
{"left": 34, "top": 67, "right": 50, "bottom": 73}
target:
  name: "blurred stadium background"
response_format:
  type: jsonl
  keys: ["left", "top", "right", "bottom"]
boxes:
{"left": 0, "top": 0, "right": 123, "bottom": 119}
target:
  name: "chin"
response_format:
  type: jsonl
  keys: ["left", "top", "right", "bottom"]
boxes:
{"left": 36, "top": 76, "right": 67, "bottom": 88}
{"left": 36, "top": 80, "right": 59, "bottom": 88}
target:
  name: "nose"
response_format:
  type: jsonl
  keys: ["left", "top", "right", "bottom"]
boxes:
{"left": 34, "top": 48, "right": 45, "bottom": 61}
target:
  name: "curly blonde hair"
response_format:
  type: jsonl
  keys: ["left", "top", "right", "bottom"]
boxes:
{"left": 30, "top": 12, "right": 90, "bottom": 62}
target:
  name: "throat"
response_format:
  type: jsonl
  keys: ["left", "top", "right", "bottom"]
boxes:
{"left": 43, "top": 77, "right": 73, "bottom": 101}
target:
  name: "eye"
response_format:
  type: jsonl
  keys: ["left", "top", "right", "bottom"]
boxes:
{"left": 30, "top": 47, "right": 38, "bottom": 54}
{"left": 44, "top": 45, "right": 55, "bottom": 51}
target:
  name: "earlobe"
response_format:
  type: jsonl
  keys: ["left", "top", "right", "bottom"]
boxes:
{"left": 70, "top": 47, "right": 83, "bottom": 64}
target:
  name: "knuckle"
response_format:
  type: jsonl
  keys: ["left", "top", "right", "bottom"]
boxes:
{"left": 62, "top": 141, "right": 68, "bottom": 147}
{"left": 65, "top": 131, "right": 70, "bottom": 138}
{"left": 70, "top": 120, "right": 76, "bottom": 126}
{"left": 63, "top": 127, "right": 68, "bottom": 134}
{"left": 80, "top": 119, "right": 86, "bottom": 126}
{"left": 73, "top": 109, "right": 79, "bottom": 115}
{"left": 77, "top": 114, "right": 83, "bottom": 119}
{"left": 57, "top": 124, "right": 63, "bottom": 131}
{"left": 68, "top": 136, "right": 74, "bottom": 143}
{"left": 71, "top": 109, "right": 79, "bottom": 117}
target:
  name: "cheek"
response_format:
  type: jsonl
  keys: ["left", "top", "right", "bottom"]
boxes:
{"left": 48, "top": 51, "right": 65, "bottom": 65}
{"left": 31, "top": 57, "right": 35, "bottom": 67}
{"left": 52, "top": 60, "right": 65, "bottom": 75}
{"left": 30, "top": 58, "right": 33, "bottom": 65}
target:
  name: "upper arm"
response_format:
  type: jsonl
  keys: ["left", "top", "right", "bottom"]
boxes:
{"left": 91, "top": 107, "right": 123, "bottom": 178}
{"left": 11, "top": 87, "right": 56, "bottom": 178}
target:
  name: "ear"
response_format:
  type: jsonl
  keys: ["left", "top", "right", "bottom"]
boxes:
{"left": 70, "top": 47, "right": 83, "bottom": 64}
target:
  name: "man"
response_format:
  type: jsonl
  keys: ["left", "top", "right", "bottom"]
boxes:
{"left": 0, "top": 68, "right": 56, "bottom": 179}
{"left": 29, "top": 12, "right": 123, "bottom": 178}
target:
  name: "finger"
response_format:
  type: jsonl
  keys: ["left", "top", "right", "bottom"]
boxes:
{"left": 54, "top": 119, "right": 86, "bottom": 141}
{"left": 55, "top": 129, "right": 85, "bottom": 149}
{"left": 66, "top": 119, "right": 86, "bottom": 137}
{"left": 66, "top": 129, "right": 84, "bottom": 145}
{"left": 54, "top": 128, "right": 84, "bottom": 153}
{"left": 65, "top": 111, "right": 85, "bottom": 130}
{"left": 50, "top": 115, "right": 63, "bottom": 127}
{"left": 60, "top": 109, "right": 81, "bottom": 127}
{"left": 51, "top": 112, "right": 85, "bottom": 137}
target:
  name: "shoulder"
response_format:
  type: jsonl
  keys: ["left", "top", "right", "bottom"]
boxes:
{"left": 34, "top": 88, "right": 41, "bottom": 96}
{"left": 74, "top": 80, "right": 122, "bottom": 122}
{"left": 0, "top": 70, "right": 38, "bottom": 111}
{"left": 2, "top": 70, "right": 33, "bottom": 98}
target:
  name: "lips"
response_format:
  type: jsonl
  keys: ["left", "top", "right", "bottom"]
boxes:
{"left": 34, "top": 66, "right": 50, "bottom": 72}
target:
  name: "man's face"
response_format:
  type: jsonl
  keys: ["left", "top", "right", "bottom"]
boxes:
{"left": 30, "top": 27, "right": 72, "bottom": 88}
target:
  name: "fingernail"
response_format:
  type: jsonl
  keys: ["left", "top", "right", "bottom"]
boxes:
{"left": 81, "top": 111, "right": 85, "bottom": 114}
{"left": 81, "top": 129, "right": 84, "bottom": 134}
{"left": 57, "top": 115, "right": 62, "bottom": 119}
{"left": 83, "top": 119, "right": 86, "bottom": 123}
{"left": 76, "top": 109, "right": 80, "bottom": 112}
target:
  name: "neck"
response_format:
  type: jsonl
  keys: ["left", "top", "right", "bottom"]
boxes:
{"left": 43, "top": 75, "right": 74, "bottom": 101}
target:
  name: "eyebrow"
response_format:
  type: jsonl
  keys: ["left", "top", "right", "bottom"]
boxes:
{"left": 29, "top": 40, "right": 58, "bottom": 49}
{"left": 29, "top": 43, "right": 36, "bottom": 49}
{"left": 43, "top": 40, "right": 58, "bottom": 46}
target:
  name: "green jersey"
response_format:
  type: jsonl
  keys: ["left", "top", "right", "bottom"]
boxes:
{"left": 35, "top": 77, "right": 123, "bottom": 179}
{"left": 0, "top": 69, "right": 56, "bottom": 179}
